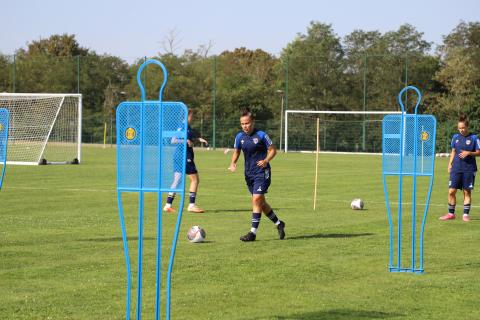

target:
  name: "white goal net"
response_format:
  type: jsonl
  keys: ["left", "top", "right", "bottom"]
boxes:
{"left": 284, "top": 110, "right": 401, "bottom": 153}
{"left": 0, "top": 93, "right": 82, "bottom": 165}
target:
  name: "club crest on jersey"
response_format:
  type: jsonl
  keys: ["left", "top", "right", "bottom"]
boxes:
{"left": 125, "top": 127, "right": 136, "bottom": 140}
{"left": 241, "top": 139, "right": 244, "bottom": 145}
{"left": 253, "top": 138, "right": 258, "bottom": 144}
{"left": 0, "top": 124, "right": 3, "bottom": 132}
{"left": 466, "top": 140, "right": 471, "bottom": 145}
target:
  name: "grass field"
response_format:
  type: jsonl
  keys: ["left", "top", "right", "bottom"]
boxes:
{"left": 1, "top": 145, "right": 479, "bottom": 319}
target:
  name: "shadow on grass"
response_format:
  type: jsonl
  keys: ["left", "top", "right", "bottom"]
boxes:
{"left": 207, "top": 208, "right": 252, "bottom": 213}
{"left": 77, "top": 236, "right": 156, "bottom": 242}
{"left": 207, "top": 208, "right": 295, "bottom": 213}
{"left": 252, "top": 309, "right": 403, "bottom": 320}
{"left": 77, "top": 237, "right": 216, "bottom": 244}
{"left": 286, "top": 233, "right": 374, "bottom": 240}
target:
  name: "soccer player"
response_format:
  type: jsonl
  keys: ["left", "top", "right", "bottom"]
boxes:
{"left": 228, "top": 108, "right": 285, "bottom": 241}
{"left": 163, "top": 109, "right": 208, "bottom": 213}
{"left": 440, "top": 115, "right": 480, "bottom": 222}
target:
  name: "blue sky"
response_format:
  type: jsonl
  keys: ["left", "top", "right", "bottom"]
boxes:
{"left": 1, "top": 0, "right": 479, "bottom": 62}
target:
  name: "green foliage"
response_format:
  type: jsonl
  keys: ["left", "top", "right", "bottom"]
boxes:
{"left": 0, "top": 21, "right": 479, "bottom": 149}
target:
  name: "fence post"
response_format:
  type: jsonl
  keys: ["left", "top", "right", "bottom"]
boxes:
{"left": 77, "top": 56, "right": 80, "bottom": 93}
{"left": 362, "top": 54, "right": 367, "bottom": 151}
{"left": 285, "top": 56, "right": 289, "bottom": 113}
{"left": 212, "top": 56, "right": 216, "bottom": 149}
{"left": 12, "top": 54, "right": 16, "bottom": 93}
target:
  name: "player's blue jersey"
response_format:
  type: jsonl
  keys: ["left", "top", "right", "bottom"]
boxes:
{"left": 187, "top": 125, "right": 194, "bottom": 159}
{"left": 451, "top": 133, "right": 480, "bottom": 173}
{"left": 234, "top": 129, "right": 273, "bottom": 177}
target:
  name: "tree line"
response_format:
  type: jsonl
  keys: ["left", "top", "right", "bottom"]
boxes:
{"left": 0, "top": 21, "right": 479, "bottom": 151}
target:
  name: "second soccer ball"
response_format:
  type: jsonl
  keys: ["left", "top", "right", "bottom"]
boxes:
{"left": 351, "top": 198, "right": 364, "bottom": 210}
{"left": 187, "top": 225, "right": 206, "bottom": 243}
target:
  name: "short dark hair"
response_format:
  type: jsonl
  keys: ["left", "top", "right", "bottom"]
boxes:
{"left": 241, "top": 107, "right": 253, "bottom": 119}
{"left": 459, "top": 114, "right": 469, "bottom": 126}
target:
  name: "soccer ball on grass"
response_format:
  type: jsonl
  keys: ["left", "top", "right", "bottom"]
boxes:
{"left": 350, "top": 198, "right": 364, "bottom": 210}
{"left": 187, "top": 225, "right": 206, "bottom": 243}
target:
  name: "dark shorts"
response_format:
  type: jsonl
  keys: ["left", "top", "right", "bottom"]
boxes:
{"left": 186, "top": 157, "right": 198, "bottom": 175}
{"left": 174, "top": 150, "right": 197, "bottom": 175}
{"left": 449, "top": 171, "right": 476, "bottom": 190}
{"left": 245, "top": 169, "right": 271, "bottom": 194}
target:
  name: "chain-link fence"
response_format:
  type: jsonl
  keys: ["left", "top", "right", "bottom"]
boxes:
{"left": 0, "top": 53, "right": 459, "bottom": 152}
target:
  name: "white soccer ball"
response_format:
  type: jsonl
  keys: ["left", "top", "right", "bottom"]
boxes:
{"left": 187, "top": 225, "right": 206, "bottom": 243}
{"left": 350, "top": 198, "right": 364, "bottom": 210}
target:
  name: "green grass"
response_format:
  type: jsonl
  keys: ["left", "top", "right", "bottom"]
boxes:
{"left": 1, "top": 146, "right": 479, "bottom": 319}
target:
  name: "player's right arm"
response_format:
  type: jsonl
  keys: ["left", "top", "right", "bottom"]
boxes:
{"left": 228, "top": 132, "right": 242, "bottom": 172}
{"left": 448, "top": 148, "right": 455, "bottom": 173}
{"left": 448, "top": 134, "right": 458, "bottom": 173}
{"left": 229, "top": 149, "right": 241, "bottom": 172}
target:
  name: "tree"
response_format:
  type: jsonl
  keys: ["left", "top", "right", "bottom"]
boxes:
{"left": 23, "top": 34, "right": 89, "bottom": 57}
{"left": 433, "top": 21, "right": 480, "bottom": 151}
{"left": 0, "top": 54, "right": 12, "bottom": 91}
{"left": 282, "top": 22, "right": 347, "bottom": 111}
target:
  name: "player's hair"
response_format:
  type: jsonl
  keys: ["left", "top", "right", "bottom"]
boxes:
{"left": 241, "top": 107, "right": 254, "bottom": 119}
{"left": 458, "top": 114, "right": 469, "bottom": 126}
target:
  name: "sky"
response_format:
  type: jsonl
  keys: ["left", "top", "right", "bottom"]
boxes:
{"left": 1, "top": 0, "right": 479, "bottom": 62}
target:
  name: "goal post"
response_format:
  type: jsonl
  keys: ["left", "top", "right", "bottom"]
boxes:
{"left": 0, "top": 93, "right": 82, "bottom": 165}
{"left": 284, "top": 110, "right": 402, "bottom": 153}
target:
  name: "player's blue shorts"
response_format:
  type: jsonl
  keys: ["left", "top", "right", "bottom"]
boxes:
{"left": 185, "top": 157, "right": 198, "bottom": 175}
{"left": 449, "top": 171, "right": 476, "bottom": 190}
{"left": 245, "top": 168, "right": 271, "bottom": 195}
{"left": 174, "top": 150, "right": 197, "bottom": 175}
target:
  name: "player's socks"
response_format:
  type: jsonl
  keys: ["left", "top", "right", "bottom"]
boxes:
{"left": 463, "top": 203, "right": 471, "bottom": 215}
{"left": 448, "top": 203, "right": 455, "bottom": 214}
{"left": 189, "top": 192, "right": 196, "bottom": 205}
{"left": 250, "top": 212, "right": 261, "bottom": 234}
{"left": 165, "top": 193, "right": 175, "bottom": 207}
{"left": 266, "top": 209, "right": 280, "bottom": 225}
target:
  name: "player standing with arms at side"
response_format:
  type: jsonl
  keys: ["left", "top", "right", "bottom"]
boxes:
{"left": 440, "top": 115, "right": 480, "bottom": 222}
{"left": 228, "top": 108, "right": 285, "bottom": 241}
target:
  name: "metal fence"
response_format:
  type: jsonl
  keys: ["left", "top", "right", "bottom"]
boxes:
{"left": 0, "top": 53, "right": 455, "bottom": 152}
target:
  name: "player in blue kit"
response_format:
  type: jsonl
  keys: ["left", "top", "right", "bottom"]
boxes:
{"left": 440, "top": 115, "right": 480, "bottom": 222}
{"left": 163, "top": 109, "right": 208, "bottom": 213}
{"left": 228, "top": 108, "right": 285, "bottom": 241}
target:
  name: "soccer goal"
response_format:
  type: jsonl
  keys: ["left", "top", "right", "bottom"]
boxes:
{"left": 0, "top": 93, "right": 82, "bottom": 165}
{"left": 284, "top": 110, "right": 402, "bottom": 153}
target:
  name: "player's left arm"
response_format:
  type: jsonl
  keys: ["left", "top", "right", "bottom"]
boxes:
{"left": 459, "top": 136, "right": 480, "bottom": 158}
{"left": 257, "top": 145, "right": 277, "bottom": 168}
{"left": 190, "top": 128, "right": 209, "bottom": 147}
{"left": 257, "top": 132, "right": 276, "bottom": 168}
